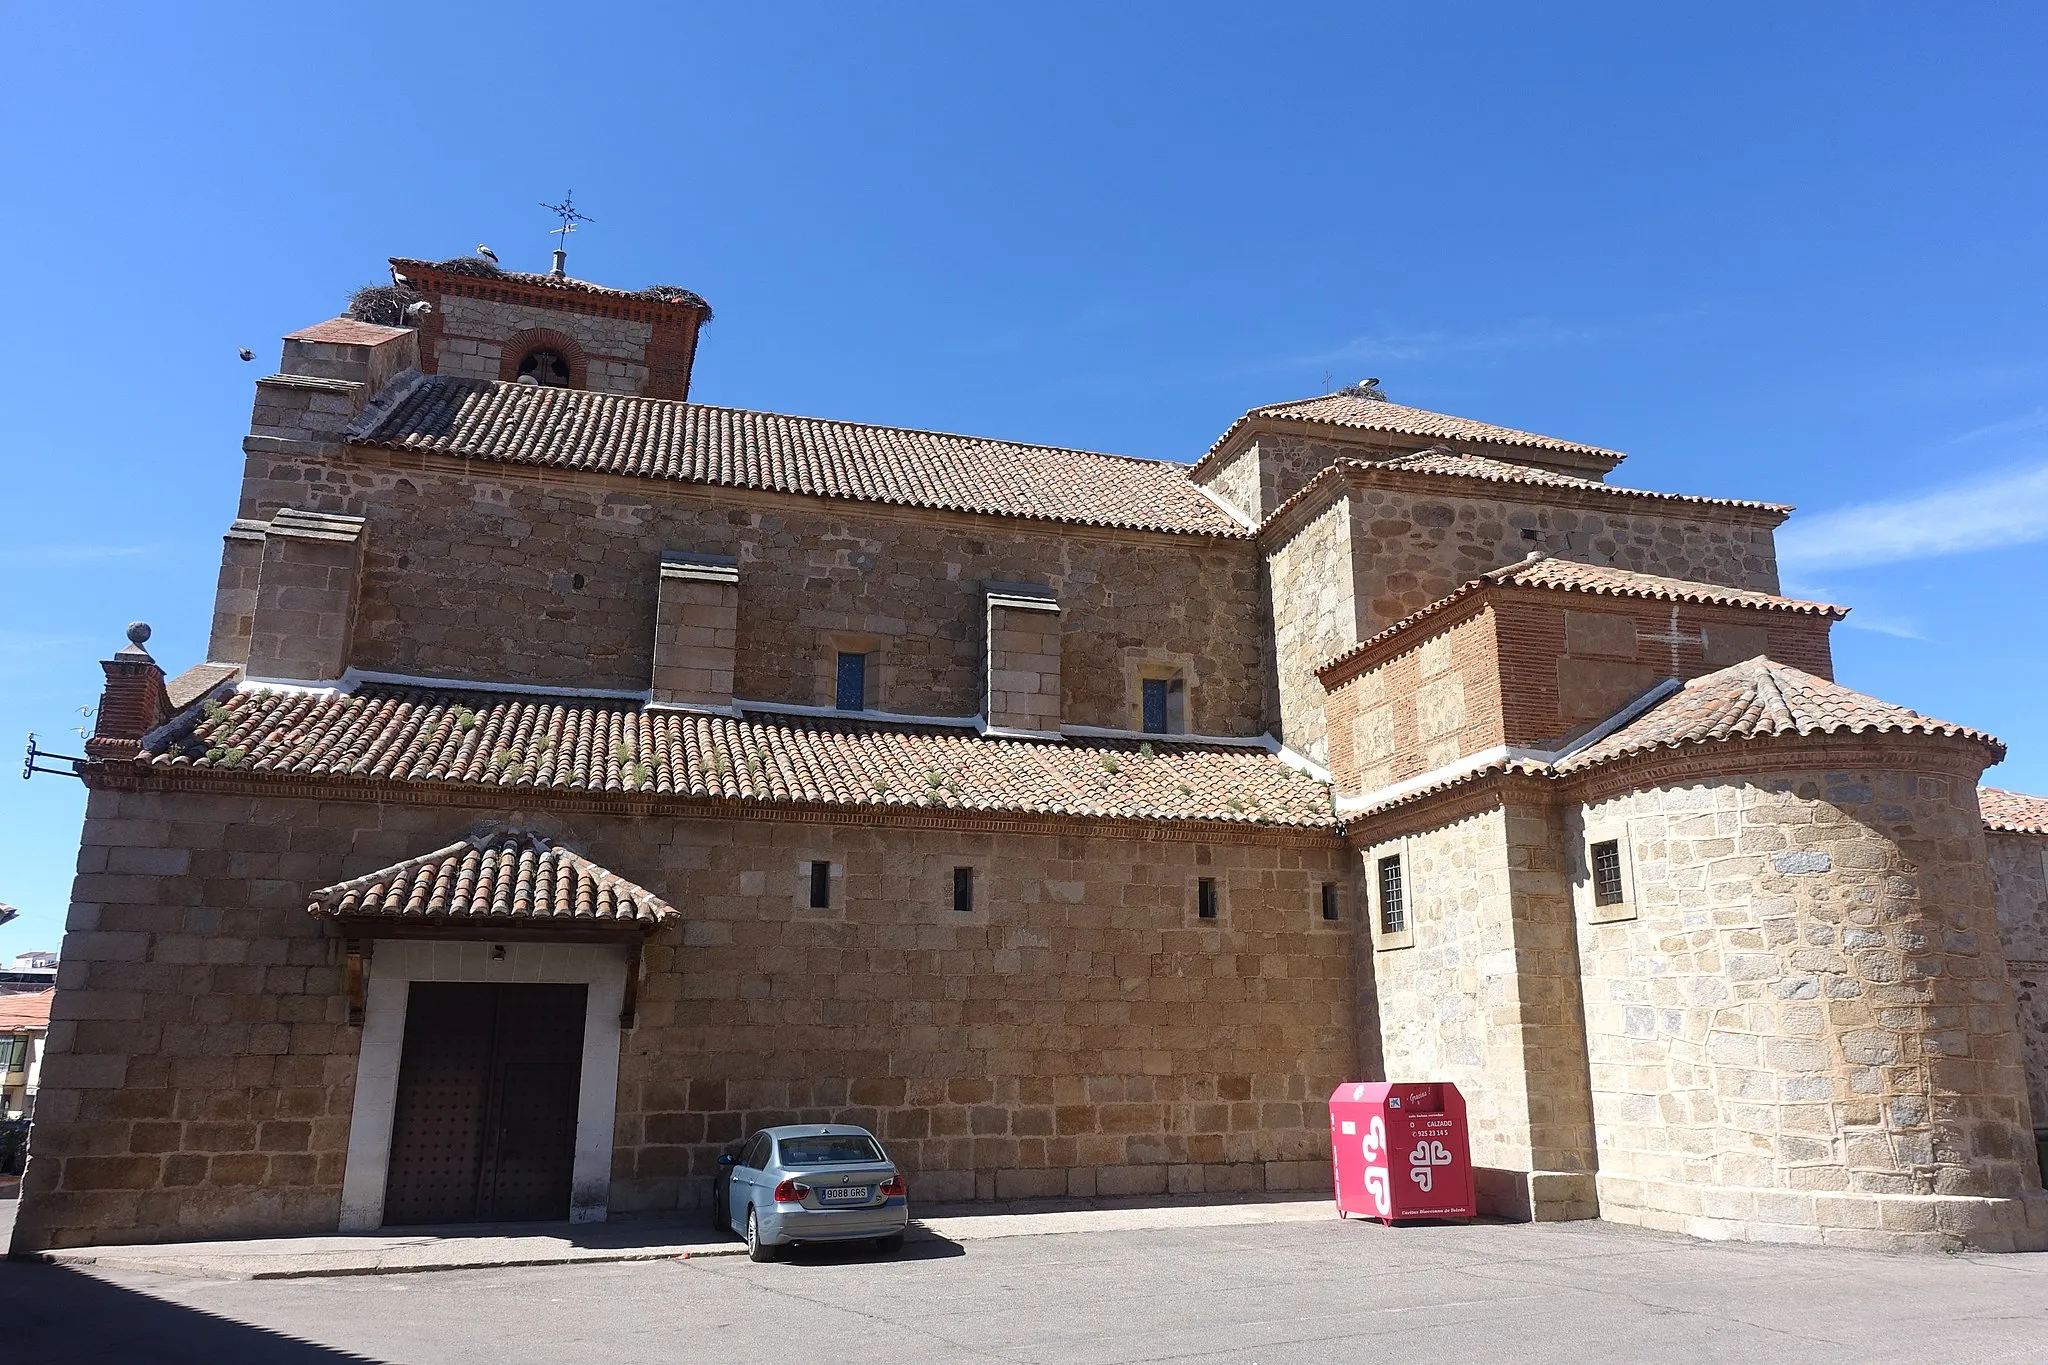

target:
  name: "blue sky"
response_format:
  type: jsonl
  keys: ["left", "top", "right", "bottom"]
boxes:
{"left": 4, "top": 3, "right": 2047, "bottom": 954}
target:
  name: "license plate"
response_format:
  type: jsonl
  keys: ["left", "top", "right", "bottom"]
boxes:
{"left": 819, "top": 1185, "right": 871, "bottom": 1204}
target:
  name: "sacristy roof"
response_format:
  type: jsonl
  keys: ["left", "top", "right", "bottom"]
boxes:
{"left": 1554, "top": 656, "right": 2002, "bottom": 771}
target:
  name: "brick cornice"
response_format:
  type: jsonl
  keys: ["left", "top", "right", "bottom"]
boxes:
{"left": 87, "top": 761, "right": 1347, "bottom": 850}
{"left": 1344, "top": 766, "right": 1556, "bottom": 844}
{"left": 393, "top": 260, "right": 706, "bottom": 328}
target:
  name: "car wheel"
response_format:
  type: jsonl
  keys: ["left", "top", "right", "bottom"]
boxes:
{"left": 744, "top": 1206, "right": 776, "bottom": 1262}
{"left": 711, "top": 1184, "right": 728, "bottom": 1234}
{"left": 874, "top": 1232, "right": 905, "bottom": 1254}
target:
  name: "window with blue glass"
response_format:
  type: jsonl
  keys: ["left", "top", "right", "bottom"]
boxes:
{"left": 1141, "top": 679, "right": 1168, "bottom": 734}
{"left": 835, "top": 651, "right": 867, "bottom": 711}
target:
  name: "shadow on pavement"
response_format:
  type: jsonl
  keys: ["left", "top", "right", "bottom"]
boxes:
{"left": 0, "top": 1259, "right": 381, "bottom": 1364}
{"left": 763, "top": 1228, "right": 967, "bottom": 1267}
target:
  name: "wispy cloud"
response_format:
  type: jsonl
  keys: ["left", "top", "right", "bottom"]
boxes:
{"left": 1278, "top": 318, "right": 1599, "bottom": 371}
{"left": 1778, "top": 461, "right": 2048, "bottom": 574}
{"left": 0, "top": 544, "right": 165, "bottom": 566}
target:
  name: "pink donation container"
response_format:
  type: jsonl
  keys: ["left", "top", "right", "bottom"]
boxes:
{"left": 1328, "top": 1081, "right": 1476, "bottom": 1223}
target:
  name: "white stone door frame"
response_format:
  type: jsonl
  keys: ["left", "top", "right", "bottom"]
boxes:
{"left": 338, "top": 939, "right": 628, "bottom": 1232}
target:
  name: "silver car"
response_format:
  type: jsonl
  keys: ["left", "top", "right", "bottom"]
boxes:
{"left": 713, "top": 1124, "right": 909, "bottom": 1261}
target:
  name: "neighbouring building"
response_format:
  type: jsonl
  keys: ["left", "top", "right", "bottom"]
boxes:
{"left": 11, "top": 249, "right": 2047, "bottom": 1255}
{"left": 1, "top": 988, "right": 53, "bottom": 1120}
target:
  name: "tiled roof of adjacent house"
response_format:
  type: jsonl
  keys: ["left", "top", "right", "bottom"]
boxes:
{"left": 0, "top": 989, "right": 54, "bottom": 1031}
{"left": 1318, "top": 556, "right": 1838, "bottom": 681}
{"left": 1978, "top": 786, "right": 2048, "bottom": 834}
{"left": 348, "top": 377, "right": 1245, "bottom": 537}
{"left": 1555, "top": 658, "right": 2002, "bottom": 771}
{"left": 144, "top": 685, "right": 1335, "bottom": 828}
{"left": 307, "top": 831, "right": 676, "bottom": 929}
{"left": 286, "top": 318, "right": 414, "bottom": 346}
{"left": 1201, "top": 392, "right": 1625, "bottom": 467}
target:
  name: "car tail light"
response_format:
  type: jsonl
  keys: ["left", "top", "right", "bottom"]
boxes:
{"left": 879, "top": 1174, "right": 905, "bottom": 1197}
{"left": 772, "top": 1179, "right": 810, "bottom": 1204}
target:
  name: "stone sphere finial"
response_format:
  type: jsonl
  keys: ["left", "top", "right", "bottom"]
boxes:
{"left": 126, "top": 621, "right": 152, "bottom": 646}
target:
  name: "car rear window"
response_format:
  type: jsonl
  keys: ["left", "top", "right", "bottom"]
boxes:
{"left": 777, "top": 1134, "right": 884, "bottom": 1165}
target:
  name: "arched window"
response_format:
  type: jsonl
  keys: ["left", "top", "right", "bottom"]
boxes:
{"left": 517, "top": 347, "right": 573, "bottom": 387}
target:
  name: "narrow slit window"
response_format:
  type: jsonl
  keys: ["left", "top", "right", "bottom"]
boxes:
{"left": 1377, "top": 856, "right": 1406, "bottom": 934}
{"left": 808, "top": 860, "right": 832, "bottom": 910}
{"left": 835, "top": 652, "right": 868, "bottom": 711}
{"left": 953, "top": 866, "right": 974, "bottom": 914}
{"left": 1591, "top": 840, "right": 1625, "bottom": 907}
{"left": 1197, "top": 877, "right": 1219, "bottom": 920}
{"left": 1320, "top": 881, "right": 1340, "bottom": 922}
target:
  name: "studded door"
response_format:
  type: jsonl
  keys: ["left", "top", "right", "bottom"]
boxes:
{"left": 383, "top": 982, "right": 588, "bottom": 1225}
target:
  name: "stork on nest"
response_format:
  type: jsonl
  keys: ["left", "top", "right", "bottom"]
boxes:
{"left": 1338, "top": 377, "right": 1388, "bottom": 401}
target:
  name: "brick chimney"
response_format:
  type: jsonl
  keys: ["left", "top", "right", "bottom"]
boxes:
{"left": 86, "top": 623, "right": 171, "bottom": 760}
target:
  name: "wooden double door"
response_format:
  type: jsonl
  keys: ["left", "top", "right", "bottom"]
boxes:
{"left": 383, "top": 982, "right": 588, "bottom": 1226}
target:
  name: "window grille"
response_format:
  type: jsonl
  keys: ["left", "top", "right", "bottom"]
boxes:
{"left": 1378, "top": 856, "right": 1406, "bottom": 934}
{"left": 1591, "top": 840, "right": 1625, "bottom": 906}
{"left": 1142, "top": 678, "right": 1168, "bottom": 734}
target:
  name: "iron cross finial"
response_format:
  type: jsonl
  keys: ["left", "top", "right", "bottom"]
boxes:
{"left": 541, "top": 191, "right": 595, "bottom": 248}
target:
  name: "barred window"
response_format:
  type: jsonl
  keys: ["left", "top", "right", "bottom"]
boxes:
{"left": 1378, "top": 856, "right": 1406, "bottom": 934}
{"left": 1591, "top": 840, "right": 1625, "bottom": 907}
{"left": 1197, "top": 877, "right": 1219, "bottom": 920}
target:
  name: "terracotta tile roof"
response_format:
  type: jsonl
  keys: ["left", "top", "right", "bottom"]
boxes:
{"left": 1201, "top": 392, "right": 1624, "bottom": 469}
{"left": 391, "top": 257, "right": 704, "bottom": 309}
{"left": 349, "top": 376, "right": 1243, "bottom": 537}
{"left": 0, "top": 989, "right": 54, "bottom": 1032}
{"left": 286, "top": 318, "right": 412, "bottom": 346}
{"left": 1555, "top": 658, "right": 2002, "bottom": 771}
{"left": 1262, "top": 450, "right": 1790, "bottom": 538}
{"left": 1482, "top": 555, "right": 1841, "bottom": 613}
{"left": 1318, "top": 556, "right": 1839, "bottom": 682}
{"left": 1979, "top": 786, "right": 2048, "bottom": 834}
{"left": 144, "top": 685, "right": 1335, "bottom": 828}
{"left": 308, "top": 831, "right": 675, "bottom": 929}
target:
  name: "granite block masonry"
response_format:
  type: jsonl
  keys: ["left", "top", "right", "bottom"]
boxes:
{"left": 14, "top": 249, "right": 2046, "bottom": 1255}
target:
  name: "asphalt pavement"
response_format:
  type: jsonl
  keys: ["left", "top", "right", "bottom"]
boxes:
{"left": 4, "top": 1199, "right": 2046, "bottom": 1364}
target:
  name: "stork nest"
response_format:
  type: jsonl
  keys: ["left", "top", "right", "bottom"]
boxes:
{"left": 432, "top": 256, "right": 506, "bottom": 277}
{"left": 638, "top": 285, "right": 713, "bottom": 321}
{"left": 348, "top": 284, "right": 426, "bottom": 327}
{"left": 1337, "top": 381, "right": 1388, "bottom": 401}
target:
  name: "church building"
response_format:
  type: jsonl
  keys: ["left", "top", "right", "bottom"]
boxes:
{"left": 13, "top": 249, "right": 2048, "bottom": 1254}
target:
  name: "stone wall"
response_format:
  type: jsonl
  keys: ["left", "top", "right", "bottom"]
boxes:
{"left": 431, "top": 295, "right": 653, "bottom": 395}
{"left": 1985, "top": 831, "right": 2048, "bottom": 1132}
{"left": 1263, "top": 497, "right": 1356, "bottom": 762}
{"left": 1357, "top": 798, "right": 1599, "bottom": 1220}
{"left": 1570, "top": 757, "right": 2047, "bottom": 1251}
{"left": 14, "top": 780, "right": 1354, "bottom": 1251}
{"left": 225, "top": 448, "right": 1272, "bottom": 735}
{"left": 1344, "top": 484, "right": 1782, "bottom": 635}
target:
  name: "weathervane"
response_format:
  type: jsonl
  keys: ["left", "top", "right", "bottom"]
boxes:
{"left": 540, "top": 191, "right": 594, "bottom": 278}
